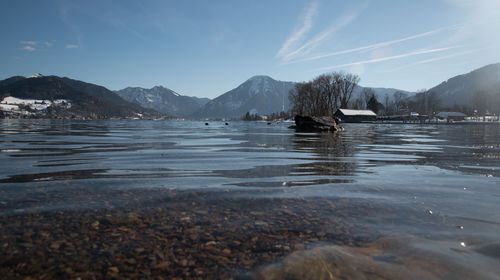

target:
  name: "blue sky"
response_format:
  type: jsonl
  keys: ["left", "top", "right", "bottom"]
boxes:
{"left": 1, "top": 0, "right": 499, "bottom": 98}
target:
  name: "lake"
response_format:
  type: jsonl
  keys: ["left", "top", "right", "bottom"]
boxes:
{"left": 1, "top": 119, "right": 499, "bottom": 279}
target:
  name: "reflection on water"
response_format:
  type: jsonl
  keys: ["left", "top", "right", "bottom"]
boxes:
{"left": 0, "top": 119, "right": 499, "bottom": 279}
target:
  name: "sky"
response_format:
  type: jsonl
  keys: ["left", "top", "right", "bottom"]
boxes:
{"left": 1, "top": 0, "right": 500, "bottom": 98}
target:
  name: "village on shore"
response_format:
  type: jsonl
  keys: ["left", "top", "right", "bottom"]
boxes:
{"left": 1, "top": 94, "right": 499, "bottom": 125}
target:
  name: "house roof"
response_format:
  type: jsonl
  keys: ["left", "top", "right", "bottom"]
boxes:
{"left": 336, "top": 109, "right": 377, "bottom": 116}
{"left": 436, "top": 112, "right": 466, "bottom": 118}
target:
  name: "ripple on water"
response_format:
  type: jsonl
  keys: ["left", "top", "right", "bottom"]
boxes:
{"left": 1, "top": 120, "right": 500, "bottom": 279}
{"left": 459, "top": 165, "right": 500, "bottom": 171}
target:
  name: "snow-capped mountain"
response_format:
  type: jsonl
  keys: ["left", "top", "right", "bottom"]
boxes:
{"left": 192, "top": 75, "right": 295, "bottom": 119}
{"left": 116, "top": 86, "right": 210, "bottom": 117}
{"left": 27, "top": 73, "right": 43, "bottom": 78}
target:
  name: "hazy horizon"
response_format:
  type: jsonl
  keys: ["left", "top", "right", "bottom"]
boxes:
{"left": 2, "top": 0, "right": 500, "bottom": 98}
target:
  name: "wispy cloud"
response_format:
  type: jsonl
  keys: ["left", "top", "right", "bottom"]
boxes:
{"left": 315, "top": 47, "right": 457, "bottom": 71}
{"left": 379, "top": 47, "right": 484, "bottom": 74}
{"left": 276, "top": 2, "right": 318, "bottom": 60}
{"left": 19, "top": 40, "right": 38, "bottom": 45}
{"left": 19, "top": 45, "right": 36, "bottom": 52}
{"left": 18, "top": 40, "right": 38, "bottom": 51}
{"left": 276, "top": 2, "right": 362, "bottom": 63}
{"left": 441, "top": 0, "right": 500, "bottom": 49}
{"left": 18, "top": 40, "right": 55, "bottom": 51}
{"left": 59, "top": 6, "right": 84, "bottom": 48}
{"left": 282, "top": 11, "right": 359, "bottom": 62}
{"left": 413, "top": 48, "right": 483, "bottom": 65}
{"left": 288, "top": 27, "right": 449, "bottom": 64}
{"left": 66, "top": 44, "right": 79, "bottom": 49}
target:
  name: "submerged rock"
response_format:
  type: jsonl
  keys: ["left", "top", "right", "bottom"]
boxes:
{"left": 293, "top": 115, "right": 343, "bottom": 132}
{"left": 253, "top": 236, "right": 491, "bottom": 280}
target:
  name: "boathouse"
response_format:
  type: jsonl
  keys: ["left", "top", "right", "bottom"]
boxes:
{"left": 334, "top": 109, "right": 377, "bottom": 123}
{"left": 436, "top": 112, "right": 466, "bottom": 122}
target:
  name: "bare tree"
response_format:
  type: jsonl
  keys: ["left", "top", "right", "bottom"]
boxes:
{"left": 290, "top": 83, "right": 308, "bottom": 116}
{"left": 313, "top": 74, "right": 335, "bottom": 115}
{"left": 351, "top": 97, "right": 364, "bottom": 109}
{"left": 392, "top": 91, "right": 408, "bottom": 113}
{"left": 384, "top": 95, "right": 393, "bottom": 116}
{"left": 471, "top": 90, "right": 491, "bottom": 115}
{"left": 427, "top": 91, "right": 440, "bottom": 114}
{"left": 289, "top": 71, "right": 360, "bottom": 117}
{"left": 367, "top": 94, "right": 381, "bottom": 114}
{"left": 290, "top": 82, "right": 320, "bottom": 116}
{"left": 408, "top": 89, "right": 440, "bottom": 115}
{"left": 336, "top": 72, "right": 360, "bottom": 109}
{"left": 361, "top": 88, "right": 375, "bottom": 109}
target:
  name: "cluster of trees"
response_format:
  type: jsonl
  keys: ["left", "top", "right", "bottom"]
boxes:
{"left": 352, "top": 90, "right": 441, "bottom": 116}
{"left": 289, "top": 72, "right": 360, "bottom": 117}
{"left": 242, "top": 111, "right": 262, "bottom": 121}
{"left": 242, "top": 111, "right": 291, "bottom": 121}
{"left": 407, "top": 90, "right": 440, "bottom": 115}
{"left": 369, "top": 90, "right": 438, "bottom": 116}
{"left": 369, "top": 88, "right": 498, "bottom": 117}
{"left": 267, "top": 111, "right": 291, "bottom": 121}
{"left": 467, "top": 90, "right": 500, "bottom": 116}
{"left": 351, "top": 88, "right": 383, "bottom": 114}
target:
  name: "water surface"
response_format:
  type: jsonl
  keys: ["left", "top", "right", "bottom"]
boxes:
{"left": 0, "top": 120, "right": 499, "bottom": 279}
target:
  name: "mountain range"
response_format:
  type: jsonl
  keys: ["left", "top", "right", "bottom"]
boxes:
{"left": 116, "top": 86, "right": 209, "bottom": 118}
{"left": 1, "top": 62, "right": 499, "bottom": 119}
{"left": 115, "top": 76, "right": 412, "bottom": 119}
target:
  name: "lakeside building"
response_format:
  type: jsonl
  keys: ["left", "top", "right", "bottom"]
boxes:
{"left": 334, "top": 109, "right": 377, "bottom": 123}
{"left": 436, "top": 112, "right": 467, "bottom": 122}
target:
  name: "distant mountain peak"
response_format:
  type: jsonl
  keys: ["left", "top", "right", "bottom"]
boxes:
{"left": 150, "top": 85, "right": 180, "bottom": 96}
{"left": 27, "top": 73, "right": 43, "bottom": 78}
{"left": 193, "top": 75, "right": 296, "bottom": 119}
{"left": 248, "top": 75, "right": 274, "bottom": 81}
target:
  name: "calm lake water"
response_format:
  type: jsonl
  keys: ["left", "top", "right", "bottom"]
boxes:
{"left": 0, "top": 119, "right": 499, "bottom": 279}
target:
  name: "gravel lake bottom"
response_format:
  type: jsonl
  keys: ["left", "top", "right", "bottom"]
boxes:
{"left": 0, "top": 119, "right": 499, "bottom": 279}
